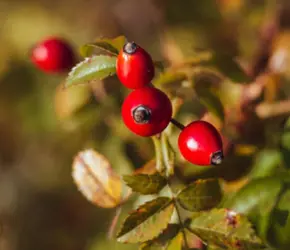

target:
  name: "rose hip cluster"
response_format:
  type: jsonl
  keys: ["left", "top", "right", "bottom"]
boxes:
{"left": 117, "top": 42, "right": 224, "bottom": 166}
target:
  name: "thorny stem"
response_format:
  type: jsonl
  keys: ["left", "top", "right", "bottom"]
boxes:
{"left": 167, "top": 181, "right": 190, "bottom": 250}
{"left": 170, "top": 118, "right": 185, "bottom": 130}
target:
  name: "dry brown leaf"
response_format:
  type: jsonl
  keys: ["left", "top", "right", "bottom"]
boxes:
{"left": 72, "top": 149, "right": 122, "bottom": 208}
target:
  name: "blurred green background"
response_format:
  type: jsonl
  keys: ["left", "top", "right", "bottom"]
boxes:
{"left": 2, "top": 0, "right": 290, "bottom": 249}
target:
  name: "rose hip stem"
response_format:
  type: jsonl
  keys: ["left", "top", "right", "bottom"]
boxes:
{"left": 170, "top": 118, "right": 185, "bottom": 130}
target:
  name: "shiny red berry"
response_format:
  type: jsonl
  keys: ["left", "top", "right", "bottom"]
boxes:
{"left": 122, "top": 87, "right": 172, "bottom": 137}
{"left": 178, "top": 120, "right": 223, "bottom": 166}
{"left": 31, "top": 37, "right": 75, "bottom": 73}
{"left": 116, "top": 42, "right": 155, "bottom": 89}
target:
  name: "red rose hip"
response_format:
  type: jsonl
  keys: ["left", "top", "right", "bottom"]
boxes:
{"left": 31, "top": 37, "right": 75, "bottom": 73}
{"left": 178, "top": 120, "right": 223, "bottom": 166}
{"left": 116, "top": 42, "right": 155, "bottom": 89}
{"left": 122, "top": 87, "right": 172, "bottom": 137}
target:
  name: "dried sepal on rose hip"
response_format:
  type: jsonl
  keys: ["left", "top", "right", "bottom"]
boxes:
{"left": 116, "top": 41, "right": 155, "bottom": 89}
{"left": 121, "top": 86, "right": 172, "bottom": 137}
{"left": 30, "top": 37, "right": 75, "bottom": 73}
{"left": 175, "top": 120, "right": 223, "bottom": 166}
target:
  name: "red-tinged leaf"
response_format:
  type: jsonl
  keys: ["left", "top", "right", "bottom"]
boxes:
{"left": 187, "top": 209, "right": 265, "bottom": 249}
{"left": 72, "top": 149, "right": 122, "bottom": 208}
{"left": 117, "top": 197, "right": 174, "bottom": 243}
{"left": 177, "top": 179, "right": 222, "bottom": 212}
{"left": 65, "top": 55, "right": 116, "bottom": 87}
{"left": 123, "top": 173, "right": 167, "bottom": 195}
{"left": 80, "top": 35, "right": 126, "bottom": 57}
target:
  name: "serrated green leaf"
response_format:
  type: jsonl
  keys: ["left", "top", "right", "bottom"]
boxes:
{"left": 208, "top": 52, "right": 250, "bottom": 83}
{"left": 194, "top": 86, "right": 225, "bottom": 122}
{"left": 177, "top": 179, "right": 222, "bottom": 212}
{"left": 153, "top": 71, "right": 187, "bottom": 87}
{"left": 123, "top": 173, "right": 167, "bottom": 195}
{"left": 117, "top": 197, "right": 174, "bottom": 243}
{"left": 65, "top": 55, "right": 116, "bottom": 87}
{"left": 80, "top": 35, "right": 126, "bottom": 57}
{"left": 187, "top": 209, "right": 264, "bottom": 249}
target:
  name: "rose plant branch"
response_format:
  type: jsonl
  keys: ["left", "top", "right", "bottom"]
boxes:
{"left": 31, "top": 35, "right": 270, "bottom": 249}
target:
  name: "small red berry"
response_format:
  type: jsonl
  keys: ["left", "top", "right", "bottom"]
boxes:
{"left": 116, "top": 42, "right": 155, "bottom": 89}
{"left": 122, "top": 86, "right": 172, "bottom": 137}
{"left": 178, "top": 120, "right": 223, "bottom": 166}
{"left": 31, "top": 37, "right": 75, "bottom": 73}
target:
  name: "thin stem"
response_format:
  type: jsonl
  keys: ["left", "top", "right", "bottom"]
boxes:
{"left": 152, "top": 136, "right": 165, "bottom": 174}
{"left": 170, "top": 118, "right": 185, "bottom": 130}
{"left": 174, "top": 199, "right": 190, "bottom": 250}
{"left": 107, "top": 206, "right": 122, "bottom": 239}
{"left": 167, "top": 181, "right": 190, "bottom": 250}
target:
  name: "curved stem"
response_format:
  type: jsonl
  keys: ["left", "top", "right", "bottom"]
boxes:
{"left": 170, "top": 118, "right": 185, "bottom": 130}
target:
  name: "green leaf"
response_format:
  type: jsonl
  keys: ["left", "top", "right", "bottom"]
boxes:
{"left": 249, "top": 149, "right": 283, "bottom": 179}
{"left": 117, "top": 197, "right": 174, "bottom": 243}
{"left": 269, "top": 185, "right": 290, "bottom": 248}
{"left": 194, "top": 86, "right": 225, "bottom": 122}
{"left": 123, "top": 173, "right": 167, "bottom": 195}
{"left": 281, "top": 117, "right": 290, "bottom": 168}
{"left": 187, "top": 209, "right": 264, "bottom": 249}
{"left": 65, "top": 55, "right": 116, "bottom": 87}
{"left": 177, "top": 179, "right": 222, "bottom": 212}
{"left": 153, "top": 71, "right": 187, "bottom": 87}
{"left": 223, "top": 177, "right": 282, "bottom": 242}
{"left": 80, "top": 35, "right": 126, "bottom": 57}
{"left": 224, "top": 177, "right": 282, "bottom": 215}
{"left": 208, "top": 52, "right": 251, "bottom": 83}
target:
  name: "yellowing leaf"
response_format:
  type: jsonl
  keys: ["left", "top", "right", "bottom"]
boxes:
{"left": 80, "top": 35, "right": 126, "bottom": 57}
{"left": 117, "top": 197, "right": 174, "bottom": 243}
{"left": 140, "top": 224, "right": 180, "bottom": 249}
{"left": 72, "top": 149, "right": 122, "bottom": 208}
{"left": 166, "top": 233, "right": 183, "bottom": 250}
{"left": 65, "top": 55, "right": 116, "bottom": 87}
